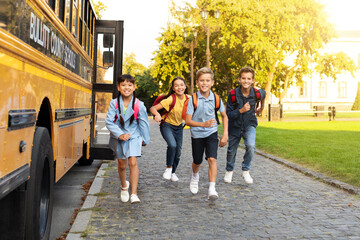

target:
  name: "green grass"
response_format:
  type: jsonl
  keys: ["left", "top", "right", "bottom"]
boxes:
{"left": 219, "top": 121, "right": 360, "bottom": 188}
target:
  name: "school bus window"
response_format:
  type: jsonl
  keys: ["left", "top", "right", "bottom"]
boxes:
{"left": 89, "top": 10, "right": 93, "bottom": 57}
{"left": 65, "top": 0, "right": 71, "bottom": 30}
{"left": 72, "top": 0, "right": 78, "bottom": 37}
{"left": 57, "top": 0, "right": 65, "bottom": 22}
{"left": 78, "top": 0, "right": 83, "bottom": 45}
{"left": 91, "top": 16, "right": 95, "bottom": 59}
{"left": 48, "top": 0, "right": 56, "bottom": 11}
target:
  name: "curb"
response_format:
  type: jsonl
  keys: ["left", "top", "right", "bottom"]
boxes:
{"left": 66, "top": 163, "right": 108, "bottom": 240}
{"left": 249, "top": 146, "right": 360, "bottom": 195}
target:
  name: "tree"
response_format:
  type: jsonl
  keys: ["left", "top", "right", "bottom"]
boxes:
{"left": 123, "top": 53, "right": 146, "bottom": 76}
{"left": 352, "top": 82, "right": 360, "bottom": 110}
{"left": 135, "top": 69, "right": 158, "bottom": 112}
{"left": 93, "top": 1, "right": 107, "bottom": 19}
{"left": 154, "top": 0, "right": 356, "bottom": 105}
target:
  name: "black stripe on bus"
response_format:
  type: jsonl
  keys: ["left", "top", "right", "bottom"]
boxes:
{"left": 0, "top": 164, "right": 30, "bottom": 200}
{"left": 8, "top": 109, "right": 37, "bottom": 131}
{"left": 58, "top": 119, "right": 84, "bottom": 129}
{"left": 55, "top": 108, "right": 91, "bottom": 121}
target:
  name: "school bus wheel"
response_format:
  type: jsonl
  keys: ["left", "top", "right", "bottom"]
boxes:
{"left": 25, "top": 127, "right": 54, "bottom": 240}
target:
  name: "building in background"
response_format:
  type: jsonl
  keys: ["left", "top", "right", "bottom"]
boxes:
{"left": 281, "top": 31, "right": 360, "bottom": 111}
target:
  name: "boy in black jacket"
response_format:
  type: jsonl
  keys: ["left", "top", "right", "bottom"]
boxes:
{"left": 224, "top": 67, "right": 266, "bottom": 184}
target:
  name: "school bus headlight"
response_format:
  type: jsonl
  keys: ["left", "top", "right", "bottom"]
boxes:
{"left": 19, "top": 141, "right": 27, "bottom": 153}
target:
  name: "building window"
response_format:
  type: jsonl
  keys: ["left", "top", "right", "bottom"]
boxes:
{"left": 338, "top": 81, "right": 347, "bottom": 98}
{"left": 319, "top": 81, "right": 327, "bottom": 98}
{"left": 298, "top": 81, "right": 307, "bottom": 97}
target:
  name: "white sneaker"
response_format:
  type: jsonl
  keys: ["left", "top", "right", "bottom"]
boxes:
{"left": 130, "top": 194, "right": 140, "bottom": 204}
{"left": 163, "top": 168, "right": 172, "bottom": 180}
{"left": 189, "top": 175, "right": 199, "bottom": 194}
{"left": 242, "top": 171, "right": 253, "bottom": 184}
{"left": 224, "top": 171, "right": 233, "bottom": 183}
{"left": 171, "top": 173, "right": 179, "bottom": 182}
{"left": 120, "top": 181, "right": 130, "bottom": 202}
{"left": 208, "top": 188, "right": 219, "bottom": 201}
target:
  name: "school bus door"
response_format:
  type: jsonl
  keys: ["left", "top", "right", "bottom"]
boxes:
{"left": 90, "top": 20, "right": 124, "bottom": 160}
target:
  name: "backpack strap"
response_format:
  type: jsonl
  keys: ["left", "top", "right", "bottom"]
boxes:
{"left": 192, "top": 92, "right": 197, "bottom": 110}
{"left": 161, "top": 94, "right": 176, "bottom": 124}
{"left": 230, "top": 89, "right": 236, "bottom": 104}
{"left": 253, "top": 87, "right": 261, "bottom": 109}
{"left": 134, "top": 98, "right": 139, "bottom": 120}
{"left": 214, "top": 92, "right": 220, "bottom": 125}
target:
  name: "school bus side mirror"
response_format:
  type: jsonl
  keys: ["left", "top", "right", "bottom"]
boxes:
{"left": 103, "top": 33, "right": 113, "bottom": 48}
{"left": 103, "top": 51, "right": 113, "bottom": 68}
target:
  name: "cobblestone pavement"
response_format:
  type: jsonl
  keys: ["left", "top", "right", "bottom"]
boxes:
{"left": 85, "top": 120, "right": 360, "bottom": 239}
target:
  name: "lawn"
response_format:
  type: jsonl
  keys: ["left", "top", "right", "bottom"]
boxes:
{"left": 219, "top": 121, "right": 360, "bottom": 188}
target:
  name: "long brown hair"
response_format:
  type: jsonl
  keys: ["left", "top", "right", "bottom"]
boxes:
{"left": 164, "top": 76, "right": 189, "bottom": 98}
{"left": 117, "top": 74, "right": 136, "bottom": 128}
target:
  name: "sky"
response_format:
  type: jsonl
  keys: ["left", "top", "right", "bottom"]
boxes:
{"left": 96, "top": 0, "right": 360, "bottom": 68}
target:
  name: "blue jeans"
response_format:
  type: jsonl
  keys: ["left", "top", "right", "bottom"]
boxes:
{"left": 226, "top": 126, "right": 256, "bottom": 171}
{"left": 160, "top": 122, "right": 184, "bottom": 173}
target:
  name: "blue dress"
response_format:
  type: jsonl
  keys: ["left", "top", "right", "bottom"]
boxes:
{"left": 105, "top": 95, "right": 150, "bottom": 159}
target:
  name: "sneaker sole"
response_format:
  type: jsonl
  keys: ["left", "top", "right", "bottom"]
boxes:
{"left": 224, "top": 179, "right": 232, "bottom": 183}
{"left": 208, "top": 195, "right": 218, "bottom": 201}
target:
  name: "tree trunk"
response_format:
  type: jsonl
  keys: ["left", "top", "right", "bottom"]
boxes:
{"left": 279, "top": 66, "right": 296, "bottom": 103}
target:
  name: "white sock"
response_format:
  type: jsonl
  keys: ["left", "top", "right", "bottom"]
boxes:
{"left": 192, "top": 172, "right": 199, "bottom": 179}
{"left": 209, "top": 182, "right": 216, "bottom": 190}
{"left": 165, "top": 168, "right": 172, "bottom": 173}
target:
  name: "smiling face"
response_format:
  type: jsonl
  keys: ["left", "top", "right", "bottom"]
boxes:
{"left": 172, "top": 79, "right": 186, "bottom": 96}
{"left": 238, "top": 72, "right": 255, "bottom": 90}
{"left": 196, "top": 73, "right": 214, "bottom": 94}
{"left": 117, "top": 80, "right": 135, "bottom": 98}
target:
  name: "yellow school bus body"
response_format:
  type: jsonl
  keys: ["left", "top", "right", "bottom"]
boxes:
{"left": 0, "top": 28, "right": 91, "bottom": 183}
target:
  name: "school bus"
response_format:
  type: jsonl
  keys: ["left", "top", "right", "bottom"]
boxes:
{"left": 0, "top": 0, "right": 123, "bottom": 239}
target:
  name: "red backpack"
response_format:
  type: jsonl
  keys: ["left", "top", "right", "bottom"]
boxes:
{"left": 182, "top": 92, "right": 221, "bottom": 124}
{"left": 230, "top": 87, "right": 261, "bottom": 109}
{"left": 152, "top": 94, "right": 189, "bottom": 123}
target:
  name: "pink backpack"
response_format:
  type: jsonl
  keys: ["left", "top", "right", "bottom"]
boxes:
{"left": 113, "top": 98, "right": 140, "bottom": 123}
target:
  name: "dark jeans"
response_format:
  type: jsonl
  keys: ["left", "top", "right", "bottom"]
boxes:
{"left": 160, "top": 122, "right": 184, "bottom": 173}
{"left": 226, "top": 126, "right": 256, "bottom": 171}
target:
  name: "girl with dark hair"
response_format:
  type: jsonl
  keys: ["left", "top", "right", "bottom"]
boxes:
{"left": 150, "top": 77, "right": 189, "bottom": 182}
{"left": 106, "top": 74, "right": 150, "bottom": 203}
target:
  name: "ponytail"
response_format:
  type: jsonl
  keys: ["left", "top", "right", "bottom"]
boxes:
{"left": 117, "top": 92, "right": 125, "bottom": 128}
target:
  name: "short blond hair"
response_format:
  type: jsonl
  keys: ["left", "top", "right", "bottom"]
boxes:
{"left": 196, "top": 67, "right": 214, "bottom": 80}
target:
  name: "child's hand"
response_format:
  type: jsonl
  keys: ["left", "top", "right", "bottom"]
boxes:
{"left": 256, "top": 107, "right": 264, "bottom": 117}
{"left": 219, "top": 135, "right": 228, "bottom": 147}
{"left": 240, "top": 102, "right": 250, "bottom": 113}
{"left": 154, "top": 114, "right": 162, "bottom": 123}
{"left": 119, "top": 133, "right": 130, "bottom": 141}
{"left": 203, "top": 119, "right": 217, "bottom": 128}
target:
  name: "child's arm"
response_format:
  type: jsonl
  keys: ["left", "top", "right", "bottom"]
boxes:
{"left": 255, "top": 89, "right": 266, "bottom": 116}
{"left": 150, "top": 103, "right": 164, "bottom": 123}
{"left": 219, "top": 110, "right": 228, "bottom": 147}
{"left": 184, "top": 97, "right": 216, "bottom": 127}
{"left": 105, "top": 99, "right": 126, "bottom": 139}
{"left": 256, "top": 99, "right": 265, "bottom": 116}
{"left": 138, "top": 102, "right": 150, "bottom": 145}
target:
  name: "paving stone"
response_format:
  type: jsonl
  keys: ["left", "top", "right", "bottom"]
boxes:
{"left": 81, "top": 119, "right": 360, "bottom": 239}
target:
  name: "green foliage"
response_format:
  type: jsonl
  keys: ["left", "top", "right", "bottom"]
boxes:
{"left": 315, "top": 52, "right": 357, "bottom": 81}
{"left": 123, "top": 53, "right": 146, "bottom": 76}
{"left": 153, "top": 0, "right": 356, "bottom": 103}
{"left": 152, "top": 24, "right": 190, "bottom": 93}
{"left": 135, "top": 69, "right": 158, "bottom": 112}
{"left": 352, "top": 82, "right": 360, "bottom": 110}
